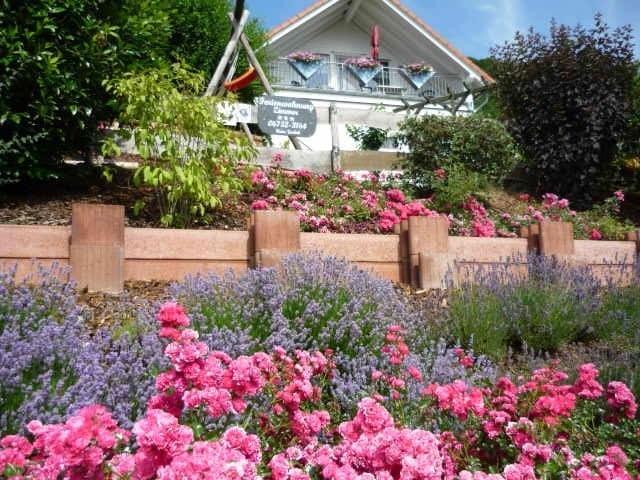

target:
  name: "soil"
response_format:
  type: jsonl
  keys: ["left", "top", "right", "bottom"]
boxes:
{"left": 77, "top": 280, "right": 171, "bottom": 330}
{"left": 0, "top": 165, "right": 248, "bottom": 230}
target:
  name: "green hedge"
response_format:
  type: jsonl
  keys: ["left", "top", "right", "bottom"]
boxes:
{"left": 398, "top": 115, "right": 520, "bottom": 195}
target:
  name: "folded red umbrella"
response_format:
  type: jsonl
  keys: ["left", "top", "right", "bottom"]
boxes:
{"left": 370, "top": 25, "right": 380, "bottom": 61}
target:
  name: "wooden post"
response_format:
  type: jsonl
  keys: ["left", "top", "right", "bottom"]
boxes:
{"left": 407, "top": 216, "right": 449, "bottom": 289}
{"left": 205, "top": 9, "right": 250, "bottom": 96}
{"left": 251, "top": 210, "right": 300, "bottom": 268}
{"left": 70, "top": 204, "right": 124, "bottom": 293}
{"left": 520, "top": 223, "right": 540, "bottom": 254}
{"left": 329, "top": 102, "right": 341, "bottom": 171}
{"left": 538, "top": 221, "right": 574, "bottom": 257}
{"left": 626, "top": 230, "right": 640, "bottom": 254}
{"left": 394, "top": 219, "right": 409, "bottom": 285}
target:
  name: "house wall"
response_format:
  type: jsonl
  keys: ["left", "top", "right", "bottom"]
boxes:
{"left": 267, "top": 11, "right": 477, "bottom": 153}
{"left": 267, "top": 91, "right": 461, "bottom": 151}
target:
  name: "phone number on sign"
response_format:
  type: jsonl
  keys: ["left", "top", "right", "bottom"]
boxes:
{"left": 266, "top": 120, "right": 309, "bottom": 130}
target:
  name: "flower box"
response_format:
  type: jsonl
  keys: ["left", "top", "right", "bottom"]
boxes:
{"left": 401, "top": 63, "right": 435, "bottom": 89}
{"left": 344, "top": 57, "right": 382, "bottom": 86}
{"left": 288, "top": 58, "right": 323, "bottom": 80}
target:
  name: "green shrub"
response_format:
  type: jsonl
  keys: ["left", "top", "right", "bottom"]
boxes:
{"left": 102, "top": 64, "right": 256, "bottom": 227}
{"left": 427, "top": 163, "right": 488, "bottom": 212}
{"left": 399, "top": 115, "right": 520, "bottom": 196}
{"left": 0, "top": 0, "right": 169, "bottom": 183}
{"left": 491, "top": 15, "right": 636, "bottom": 204}
{"left": 346, "top": 125, "right": 389, "bottom": 151}
{"left": 0, "top": 0, "right": 268, "bottom": 184}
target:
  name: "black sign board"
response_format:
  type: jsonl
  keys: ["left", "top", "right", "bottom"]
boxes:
{"left": 256, "top": 96, "right": 317, "bottom": 137}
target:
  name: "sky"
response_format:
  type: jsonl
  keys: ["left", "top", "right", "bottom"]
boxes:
{"left": 246, "top": 0, "right": 640, "bottom": 59}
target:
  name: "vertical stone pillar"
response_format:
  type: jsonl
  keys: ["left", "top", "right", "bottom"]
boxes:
{"left": 538, "top": 221, "right": 574, "bottom": 257}
{"left": 251, "top": 210, "right": 300, "bottom": 268}
{"left": 70, "top": 204, "right": 124, "bottom": 293}
{"left": 408, "top": 216, "right": 449, "bottom": 289}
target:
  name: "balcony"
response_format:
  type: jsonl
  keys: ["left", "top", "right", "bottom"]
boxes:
{"left": 266, "top": 58, "right": 467, "bottom": 100}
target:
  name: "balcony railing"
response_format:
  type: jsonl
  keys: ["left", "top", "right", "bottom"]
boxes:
{"left": 266, "top": 59, "right": 466, "bottom": 100}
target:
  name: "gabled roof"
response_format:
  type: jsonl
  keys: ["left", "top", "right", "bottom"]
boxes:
{"left": 267, "top": 0, "right": 494, "bottom": 84}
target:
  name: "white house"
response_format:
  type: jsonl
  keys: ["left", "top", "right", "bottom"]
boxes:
{"left": 264, "top": 0, "right": 494, "bottom": 151}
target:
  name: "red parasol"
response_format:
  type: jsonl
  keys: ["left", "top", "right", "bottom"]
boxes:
{"left": 370, "top": 25, "right": 380, "bottom": 61}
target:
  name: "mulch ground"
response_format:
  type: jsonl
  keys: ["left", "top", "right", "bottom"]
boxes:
{"left": 77, "top": 280, "right": 171, "bottom": 330}
{"left": 0, "top": 165, "right": 248, "bottom": 230}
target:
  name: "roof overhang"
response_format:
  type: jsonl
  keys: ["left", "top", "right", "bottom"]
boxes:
{"left": 267, "top": 0, "right": 494, "bottom": 84}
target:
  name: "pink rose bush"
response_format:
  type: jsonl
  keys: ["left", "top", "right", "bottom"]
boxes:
{"left": 243, "top": 162, "right": 446, "bottom": 234}
{"left": 241, "top": 160, "right": 634, "bottom": 240}
{"left": 1, "top": 305, "right": 639, "bottom": 479}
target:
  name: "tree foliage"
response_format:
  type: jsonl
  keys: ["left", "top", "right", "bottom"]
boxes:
{"left": 491, "top": 15, "right": 636, "bottom": 203}
{"left": 103, "top": 64, "right": 256, "bottom": 227}
{"left": 167, "top": 0, "right": 268, "bottom": 102}
{"left": 0, "top": 0, "right": 267, "bottom": 183}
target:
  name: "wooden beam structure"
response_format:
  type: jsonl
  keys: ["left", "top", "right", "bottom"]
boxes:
{"left": 344, "top": 0, "right": 364, "bottom": 23}
{"left": 393, "top": 82, "right": 493, "bottom": 116}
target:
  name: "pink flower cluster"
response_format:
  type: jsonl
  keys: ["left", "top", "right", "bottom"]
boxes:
{"left": 0, "top": 405, "right": 129, "bottom": 479}
{"left": 464, "top": 197, "right": 496, "bottom": 237}
{"left": 245, "top": 165, "right": 444, "bottom": 234}
{"left": 149, "top": 302, "right": 274, "bottom": 420}
{"left": 317, "top": 397, "right": 444, "bottom": 480}
{"left": 1, "top": 303, "right": 638, "bottom": 480}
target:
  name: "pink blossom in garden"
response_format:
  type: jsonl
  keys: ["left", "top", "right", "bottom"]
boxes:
{"left": 483, "top": 410, "right": 510, "bottom": 439}
{"left": 606, "top": 381, "right": 637, "bottom": 420}
{"left": 386, "top": 188, "right": 406, "bottom": 203}
{"left": 272, "top": 152, "right": 284, "bottom": 165}
{"left": 422, "top": 380, "right": 486, "bottom": 420}
{"left": 614, "top": 190, "right": 625, "bottom": 202}
{"left": 132, "top": 409, "right": 193, "bottom": 478}
{"left": 251, "top": 169, "right": 275, "bottom": 191}
{"left": 542, "top": 193, "right": 559, "bottom": 207}
{"left": 503, "top": 462, "right": 536, "bottom": 480}
{"left": 156, "top": 435, "right": 261, "bottom": 480}
{"left": 434, "top": 168, "right": 447, "bottom": 179}
{"left": 289, "top": 200, "right": 306, "bottom": 212}
{"left": 378, "top": 209, "right": 400, "bottom": 232}
{"left": 251, "top": 199, "right": 269, "bottom": 210}
{"left": 290, "top": 410, "right": 331, "bottom": 443}
{"left": 361, "top": 190, "right": 379, "bottom": 210}
{"left": 157, "top": 302, "right": 190, "bottom": 340}
{"left": 295, "top": 169, "right": 313, "bottom": 181}
{"left": 472, "top": 218, "right": 496, "bottom": 237}
{"left": 572, "top": 364, "right": 604, "bottom": 400}
{"left": 532, "top": 211, "right": 545, "bottom": 223}
{"left": 589, "top": 228, "right": 603, "bottom": 240}
{"left": 23, "top": 405, "right": 130, "bottom": 480}
{"left": 0, "top": 435, "right": 32, "bottom": 472}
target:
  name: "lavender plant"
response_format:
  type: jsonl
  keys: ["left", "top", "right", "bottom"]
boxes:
{"left": 169, "top": 253, "right": 496, "bottom": 408}
{"left": 446, "top": 255, "right": 638, "bottom": 359}
{"left": 0, "top": 265, "right": 165, "bottom": 434}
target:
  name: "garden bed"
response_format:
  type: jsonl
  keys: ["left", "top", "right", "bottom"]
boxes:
{"left": 3, "top": 161, "right": 638, "bottom": 240}
{"left": 0, "top": 254, "right": 638, "bottom": 479}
